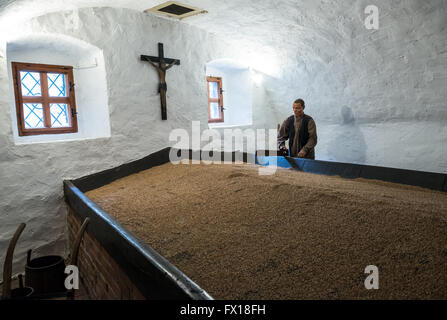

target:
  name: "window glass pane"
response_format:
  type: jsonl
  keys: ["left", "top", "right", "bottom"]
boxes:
{"left": 210, "top": 102, "right": 220, "bottom": 119}
{"left": 20, "top": 71, "right": 41, "bottom": 96}
{"left": 50, "top": 104, "right": 70, "bottom": 128}
{"left": 47, "top": 73, "right": 67, "bottom": 97}
{"left": 23, "top": 103, "right": 44, "bottom": 128}
{"left": 209, "top": 81, "right": 219, "bottom": 99}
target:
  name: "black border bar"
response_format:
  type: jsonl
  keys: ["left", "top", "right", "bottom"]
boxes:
{"left": 256, "top": 153, "right": 447, "bottom": 192}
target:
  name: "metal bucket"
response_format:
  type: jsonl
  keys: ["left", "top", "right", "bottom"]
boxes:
{"left": 25, "top": 255, "right": 66, "bottom": 295}
{"left": 10, "top": 287, "right": 34, "bottom": 300}
{"left": 9, "top": 274, "right": 34, "bottom": 300}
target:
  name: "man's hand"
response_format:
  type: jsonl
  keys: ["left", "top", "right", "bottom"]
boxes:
{"left": 297, "top": 149, "right": 307, "bottom": 158}
{"left": 278, "top": 145, "right": 288, "bottom": 156}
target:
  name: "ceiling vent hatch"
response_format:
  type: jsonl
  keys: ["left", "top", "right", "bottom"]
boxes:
{"left": 145, "top": 1, "right": 207, "bottom": 19}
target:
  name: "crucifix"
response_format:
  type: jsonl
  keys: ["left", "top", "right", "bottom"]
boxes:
{"left": 141, "top": 43, "right": 180, "bottom": 120}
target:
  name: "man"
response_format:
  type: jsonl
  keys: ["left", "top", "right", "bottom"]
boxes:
{"left": 277, "top": 99, "right": 317, "bottom": 159}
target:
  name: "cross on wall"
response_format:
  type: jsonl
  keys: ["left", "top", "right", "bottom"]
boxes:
{"left": 141, "top": 43, "right": 180, "bottom": 120}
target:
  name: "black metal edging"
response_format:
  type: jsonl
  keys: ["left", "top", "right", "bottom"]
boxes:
{"left": 74, "top": 146, "right": 446, "bottom": 192}
{"left": 255, "top": 154, "right": 447, "bottom": 192}
{"left": 182, "top": 149, "right": 255, "bottom": 164}
{"left": 73, "top": 148, "right": 256, "bottom": 193}
{"left": 73, "top": 147, "right": 172, "bottom": 193}
{"left": 64, "top": 181, "right": 213, "bottom": 300}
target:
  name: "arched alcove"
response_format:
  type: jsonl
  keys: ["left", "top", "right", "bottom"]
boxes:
{"left": 7, "top": 33, "right": 110, "bottom": 144}
{"left": 206, "top": 59, "right": 253, "bottom": 128}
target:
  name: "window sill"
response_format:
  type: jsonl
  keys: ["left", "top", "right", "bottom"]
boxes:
{"left": 208, "top": 123, "right": 253, "bottom": 130}
{"left": 13, "top": 133, "right": 111, "bottom": 145}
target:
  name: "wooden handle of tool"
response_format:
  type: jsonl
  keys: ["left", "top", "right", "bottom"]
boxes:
{"left": 1, "top": 223, "right": 26, "bottom": 300}
{"left": 69, "top": 218, "right": 90, "bottom": 266}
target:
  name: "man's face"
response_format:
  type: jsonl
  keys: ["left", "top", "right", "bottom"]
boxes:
{"left": 293, "top": 102, "right": 304, "bottom": 117}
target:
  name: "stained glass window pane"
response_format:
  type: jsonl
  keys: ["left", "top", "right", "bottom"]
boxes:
{"left": 47, "top": 73, "right": 67, "bottom": 97}
{"left": 50, "top": 104, "right": 70, "bottom": 128}
{"left": 209, "top": 82, "right": 218, "bottom": 99}
{"left": 20, "top": 72, "right": 41, "bottom": 96}
{"left": 210, "top": 102, "right": 220, "bottom": 119}
{"left": 23, "top": 103, "right": 44, "bottom": 128}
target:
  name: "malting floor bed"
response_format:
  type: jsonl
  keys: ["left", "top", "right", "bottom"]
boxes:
{"left": 86, "top": 162, "right": 447, "bottom": 299}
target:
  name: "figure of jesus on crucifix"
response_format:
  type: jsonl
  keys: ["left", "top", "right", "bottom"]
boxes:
{"left": 141, "top": 43, "right": 180, "bottom": 120}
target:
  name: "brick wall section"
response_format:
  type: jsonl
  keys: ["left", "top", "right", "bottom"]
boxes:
{"left": 68, "top": 207, "right": 145, "bottom": 300}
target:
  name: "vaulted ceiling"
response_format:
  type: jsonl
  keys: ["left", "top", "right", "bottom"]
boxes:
{"left": 0, "top": 0, "right": 371, "bottom": 78}
{"left": 0, "top": 0, "right": 362, "bottom": 53}
{"left": 1, "top": 1, "right": 443, "bottom": 65}
{"left": 2, "top": 1, "right": 445, "bottom": 113}
{"left": 0, "top": 0, "right": 356, "bottom": 32}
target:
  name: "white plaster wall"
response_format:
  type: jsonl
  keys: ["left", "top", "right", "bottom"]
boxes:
{"left": 202, "top": 62, "right": 279, "bottom": 152}
{"left": 172, "top": 0, "right": 447, "bottom": 173}
{"left": 0, "top": 2, "right": 445, "bottom": 173}
{"left": 0, "top": 7, "right": 233, "bottom": 280}
{"left": 253, "top": 1, "right": 447, "bottom": 173}
{"left": 206, "top": 63, "right": 252, "bottom": 128}
{"left": 7, "top": 36, "right": 110, "bottom": 144}
{"left": 317, "top": 121, "right": 447, "bottom": 173}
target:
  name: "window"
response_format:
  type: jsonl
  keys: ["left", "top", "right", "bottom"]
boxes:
{"left": 12, "top": 62, "right": 78, "bottom": 136}
{"left": 206, "top": 76, "right": 224, "bottom": 123}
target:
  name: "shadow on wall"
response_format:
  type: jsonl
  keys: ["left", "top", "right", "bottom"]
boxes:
{"left": 326, "top": 106, "right": 367, "bottom": 164}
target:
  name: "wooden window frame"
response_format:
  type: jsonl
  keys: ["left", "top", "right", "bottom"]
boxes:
{"left": 207, "top": 76, "right": 224, "bottom": 123}
{"left": 12, "top": 62, "right": 78, "bottom": 136}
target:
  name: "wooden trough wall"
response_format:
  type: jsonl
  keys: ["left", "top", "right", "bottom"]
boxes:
{"left": 64, "top": 148, "right": 447, "bottom": 300}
